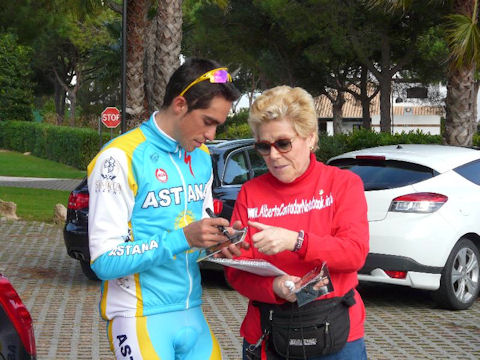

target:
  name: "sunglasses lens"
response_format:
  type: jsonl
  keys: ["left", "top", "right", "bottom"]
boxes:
{"left": 275, "top": 139, "right": 292, "bottom": 152}
{"left": 255, "top": 143, "right": 271, "bottom": 155}
{"left": 211, "top": 70, "right": 229, "bottom": 83}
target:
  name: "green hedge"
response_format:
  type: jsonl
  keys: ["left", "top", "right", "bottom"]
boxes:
{"left": 0, "top": 121, "right": 113, "bottom": 169}
{"left": 2, "top": 120, "right": 480, "bottom": 169}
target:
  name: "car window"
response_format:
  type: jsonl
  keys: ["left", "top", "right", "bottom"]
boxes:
{"left": 223, "top": 150, "right": 249, "bottom": 185}
{"left": 329, "top": 158, "right": 437, "bottom": 191}
{"left": 248, "top": 149, "right": 268, "bottom": 178}
{"left": 454, "top": 159, "right": 480, "bottom": 185}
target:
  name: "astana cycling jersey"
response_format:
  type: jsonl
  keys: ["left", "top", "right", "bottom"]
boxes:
{"left": 87, "top": 112, "right": 213, "bottom": 321}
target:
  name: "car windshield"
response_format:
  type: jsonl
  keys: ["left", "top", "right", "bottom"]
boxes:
{"left": 329, "top": 158, "right": 437, "bottom": 191}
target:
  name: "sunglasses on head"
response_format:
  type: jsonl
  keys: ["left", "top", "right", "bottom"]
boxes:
{"left": 254, "top": 137, "right": 296, "bottom": 156}
{"left": 179, "top": 67, "right": 232, "bottom": 97}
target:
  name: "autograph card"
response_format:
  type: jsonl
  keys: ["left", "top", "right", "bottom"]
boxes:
{"left": 196, "top": 228, "right": 247, "bottom": 262}
{"left": 293, "top": 262, "right": 334, "bottom": 307}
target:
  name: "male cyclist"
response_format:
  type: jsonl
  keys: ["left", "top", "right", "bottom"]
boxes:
{"left": 88, "top": 58, "right": 241, "bottom": 359}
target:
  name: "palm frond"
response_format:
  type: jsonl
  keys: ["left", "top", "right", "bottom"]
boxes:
{"left": 364, "top": 0, "right": 444, "bottom": 13}
{"left": 363, "top": 0, "right": 413, "bottom": 12}
{"left": 445, "top": 13, "right": 480, "bottom": 68}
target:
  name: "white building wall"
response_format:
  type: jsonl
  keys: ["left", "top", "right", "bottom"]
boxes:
{"left": 371, "top": 115, "right": 441, "bottom": 135}
{"left": 325, "top": 115, "right": 441, "bottom": 135}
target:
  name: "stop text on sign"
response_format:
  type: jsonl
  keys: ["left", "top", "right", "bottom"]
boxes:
{"left": 101, "top": 107, "right": 121, "bottom": 128}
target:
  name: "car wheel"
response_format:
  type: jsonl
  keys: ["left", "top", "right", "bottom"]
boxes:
{"left": 433, "top": 238, "right": 480, "bottom": 310}
{"left": 80, "top": 260, "right": 99, "bottom": 281}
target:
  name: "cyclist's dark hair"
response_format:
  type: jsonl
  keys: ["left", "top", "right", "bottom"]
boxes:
{"left": 162, "top": 58, "right": 240, "bottom": 112}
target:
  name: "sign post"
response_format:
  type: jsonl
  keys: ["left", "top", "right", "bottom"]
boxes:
{"left": 99, "top": 107, "right": 121, "bottom": 149}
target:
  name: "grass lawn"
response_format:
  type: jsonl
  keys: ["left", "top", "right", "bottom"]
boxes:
{"left": 0, "top": 150, "right": 82, "bottom": 223}
{"left": 0, "top": 186, "right": 71, "bottom": 223}
{"left": 0, "top": 150, "right": 85, "bottom": 178}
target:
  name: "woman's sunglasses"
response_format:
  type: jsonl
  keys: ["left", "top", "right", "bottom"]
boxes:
{"left": 254, "top": 137, "right": 296, "bottom": 156}
{"left": 179, "top": 67, "right": 232, "bottom": 97}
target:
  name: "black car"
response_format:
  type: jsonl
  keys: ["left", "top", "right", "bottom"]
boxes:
{"left": 64, "top": 138, "right": 267, "bottom": 280}
{"left": 0, "top": 274, "right": 37, "bottom": 360}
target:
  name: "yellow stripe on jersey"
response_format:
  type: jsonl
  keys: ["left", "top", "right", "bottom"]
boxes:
{"left": 207, "top": 321, "right": 222, "bottom": 359}
{"left": 135, "top": 273, "right": 143, "bottom": 317}
{"left": 199, "top": 143, "right": 210, "bottom": 155}
{"left": 136, "top": 316, "right": 161, "bottom": 360}
{"left": 87, "top": 127, "right": 146, "bottom": 196}
{"left": 100, "top": 281, "right": 109, "bottom": 320}
{"left": 107, "top": 320, "right": 115, "bottom": 353}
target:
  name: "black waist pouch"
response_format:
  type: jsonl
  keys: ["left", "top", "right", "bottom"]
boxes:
{"left": 252, "top": 289, "right": 355, "bottom": 359}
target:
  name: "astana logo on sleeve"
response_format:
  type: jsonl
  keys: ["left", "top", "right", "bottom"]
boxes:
{"left": 95, "top": 156, "right": 121, "bottom": 193}
{"left": 174, "top": 210, "right": 195, "bottom": 229}
{"left": 101, "top": 156, "right": 119, "bottom": 181}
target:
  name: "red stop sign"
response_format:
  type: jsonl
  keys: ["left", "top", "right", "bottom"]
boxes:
{"left": 101, "top": 107, "right": 121, "bottom": 128}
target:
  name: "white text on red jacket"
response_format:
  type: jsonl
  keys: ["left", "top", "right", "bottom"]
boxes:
{"left": 247, "top": 192, "right": 334, "bottom": 218}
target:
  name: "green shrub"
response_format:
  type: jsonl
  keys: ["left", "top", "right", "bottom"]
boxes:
{"left": 473, "top": 133, "right": 480, "bottom": 147}
{"left": 0, "top": 121, "right": 111, "bottom": 169}
{"left": 316, "top": 133, "right": 349, "bottom": 163}
{"left": 217, "top": 122, "right": 252, "bottom": 139}
{"left": 216, "top": 109, "right": 251, "bottom": 139}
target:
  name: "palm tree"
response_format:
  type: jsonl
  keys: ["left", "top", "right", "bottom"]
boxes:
{"left": 125, "top": 1, "right": 229, "bottom": 127}
{"left": 443, "top": 0, "right": 480, "bottom": 146}
{"left": 70, "top": 0, "right": 182, "bottom": 128}
{"left": 124, "top": 0, "right": 149, "bottom": 126}
{"left": 70, "top": 1, "right": 227, "bottom": 128}
{"left": 145, "top": 1, "right": 183, "bottom": 115}
{"left": 367, "top": 0, "right": 480, "bottom": 146}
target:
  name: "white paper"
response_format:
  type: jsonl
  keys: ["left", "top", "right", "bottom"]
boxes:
{"left": 205, "top": 258, "right": 287, "bottom": 277}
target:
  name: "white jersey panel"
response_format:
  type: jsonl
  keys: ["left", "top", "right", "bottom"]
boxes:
{"left": 88, "top": 147, "right": 135, "bottom": 261}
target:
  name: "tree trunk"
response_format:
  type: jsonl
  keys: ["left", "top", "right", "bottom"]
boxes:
{"left": 361, "top": 100, "right": 371, "bottom": 130}
{"left": 378, "top": 33, "right": 393, "bottom": 134}
{"left": 444, "top": 65, "right": 476, "bottom": 146}
{"left": 443, "top": 0, "right": 478, "bottom": 146}
{"left": 473, "top": 79, "right": 479, "bottom": 134}
{"left": 126, "top": 0, "right": 148, "bottom": 128}
{"left": 379, "top": 74, "right": 392, "bottom": 133}
{"left": 332, "top": 91, "right": 345, "bottom": 134}
{"left": 69, "top": 94, "right": 76, "bottom": 127}
{"left": 54, "top": 81, "right": 66, "bottom": 125}
{"left": 145, "top": 1, "right": 182, "bottom": 113}
{"left": 360, "top": 67, "right": 372, "bottom": 130}
{"left": 68, "top": 70, "right": 81, "bottom": 127}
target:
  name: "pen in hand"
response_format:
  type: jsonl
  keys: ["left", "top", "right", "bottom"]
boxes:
{"left": 206, "top": 208, "right": 231, "bottom": 240}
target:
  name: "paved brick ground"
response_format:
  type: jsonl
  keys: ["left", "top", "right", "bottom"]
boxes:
{"left": 0, "top": 176, "right": 82, "bottom": 191}
{"left": 1, "top": 219, "right": 480, "bottom": 359}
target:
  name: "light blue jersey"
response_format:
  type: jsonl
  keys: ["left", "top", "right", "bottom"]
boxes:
{"left": 87, "top": 112, "right": 214, "bottom": 320}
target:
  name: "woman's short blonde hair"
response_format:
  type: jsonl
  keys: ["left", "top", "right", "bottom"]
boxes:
{"left": 248, "top": 85, "right": 318, "bottom": 151}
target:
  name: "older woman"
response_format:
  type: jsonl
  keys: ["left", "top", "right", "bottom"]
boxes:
{"left": 225, "top": 86, "right": 369, "bottom": 360}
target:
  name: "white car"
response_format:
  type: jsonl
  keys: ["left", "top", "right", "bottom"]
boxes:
{"left": 328, "top": 144, "right": 480, "bottom": 310}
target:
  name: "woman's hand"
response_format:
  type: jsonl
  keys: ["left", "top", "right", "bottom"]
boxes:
{"left": 273, "top": 275, "right": 301, "bottom": 302}
{"left": 248, "top": 221, "right": 298, "bottom": 255}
